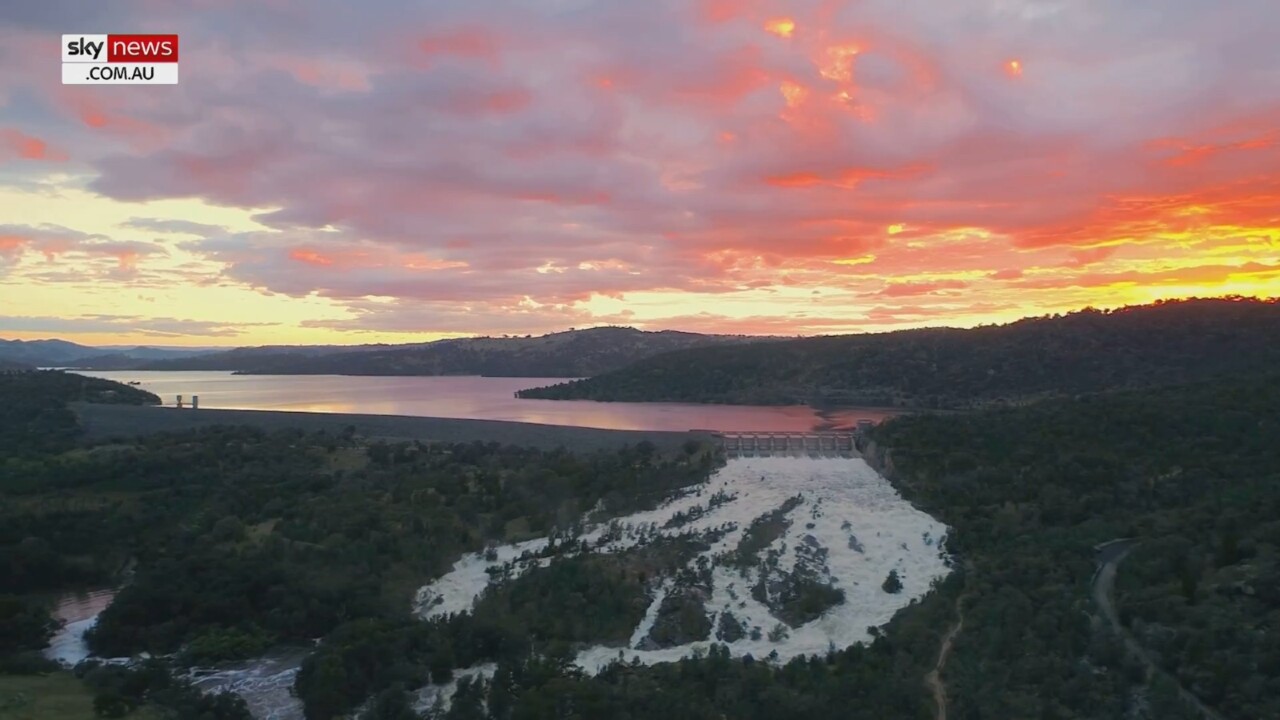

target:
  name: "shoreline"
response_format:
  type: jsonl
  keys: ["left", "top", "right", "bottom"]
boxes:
{"left": 73, "top": 403, "right": 707, "bottom": 451}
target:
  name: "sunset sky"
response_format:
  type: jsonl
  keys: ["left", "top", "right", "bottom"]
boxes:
{"left": 1, "top": 0, "right": 1278, "bottom": 346}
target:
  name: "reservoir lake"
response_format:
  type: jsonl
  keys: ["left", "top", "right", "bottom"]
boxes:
{"left": 51, "top": 372, "right": 916, "bottom": 718}
{"left": 77, "top": 371, "right": 896, "bottom": 432}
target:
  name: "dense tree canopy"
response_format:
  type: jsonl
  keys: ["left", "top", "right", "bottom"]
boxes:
{"left": 3, "top": 366, "right": 1278, "bottom": 719}
{"left": 521, "top": 297, "right": 1280, "bottom": 408}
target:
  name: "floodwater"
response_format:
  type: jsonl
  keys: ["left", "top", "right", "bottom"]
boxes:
{"left": 45, "top": 589, "right": 307, "bottom": 720}
{"left": 413, "top": 456, "right": 951, "bottom": 711}
{"left": 43, "top": 589, "right": 116, "bottom": 666}
{"left": 78, "top": 371, "right": 896, "bottom": 432}
{"left": 49, "top": 376, "right": 904, "bottom": 719}
{"left": 187, "top": 649, "right": 310, "bottom": 720}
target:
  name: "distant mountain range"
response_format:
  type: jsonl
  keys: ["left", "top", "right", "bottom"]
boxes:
{"left": 140, "top": 327, "right": 765, "bottom": 377}
{"left": 518, "top": 297, "right": 1280, "bottom": 409}
{"left": 0, "top": 339, "right": 215, "bottom": 368}
{"left": 0, "top": 357, "right": 35, "bottom": 371}
{"left": 0, "top": 327, "right": 768, "bottom": 378}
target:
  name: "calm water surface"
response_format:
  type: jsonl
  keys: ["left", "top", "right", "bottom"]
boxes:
{"left": 80, "top": 371, "right": 895, "bottom": 432}
{"left": 44, "top": 589, "right": 116, "bottom": 666}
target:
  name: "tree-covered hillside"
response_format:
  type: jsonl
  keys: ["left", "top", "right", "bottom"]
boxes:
{"left": 4, "top": 367, "right": 1279, "bottom": 719}
{"left": 872, "top": 371, "right": 1280, "bottom": 719}
{"left": 0, "top": 370, "right": 159, "bottom": 459}
{"left": 137, "top": 327, "right": 764, "bottom": 377}
{"left": 520, "top": 297, "right": 1280, "bottom": 408}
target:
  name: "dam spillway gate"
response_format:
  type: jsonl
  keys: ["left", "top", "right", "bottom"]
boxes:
{"left": 708, "top": 431, "right": 858, "bottom": 458}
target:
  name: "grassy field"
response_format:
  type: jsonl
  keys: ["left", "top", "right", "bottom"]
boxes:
{"left": 0, "top": 673, "right": 161, "bottom": 720}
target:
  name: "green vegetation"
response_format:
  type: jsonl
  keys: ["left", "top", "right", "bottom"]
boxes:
{"left": 472, "top": 555, "right": 652, "bottom": 648}
{"left": 0, "top": 371, "right": 157, "bottom": 460}
{"left": 764, "top": 572, "right": 844, "bottom": 627}
{"left": 872, "top": 370, "right": 1280, "bottom": 718}
{"left": 0, "top": 672, "right": 161, "bottom": 720}
{"left": 1, "top": 372, "right": 717, "bottom": 718}
{"left": 5, "top": 359, "right": 1280, "bottom": 719}
{"left": 520, "top": 297, "right": 1280, "bottom": 408}
{"left": 882, "top": 570, "right": 902, "bottom": 594}
{"left": 727, "top": 496, "right": 802, "bottom": 568}
{"left": 136, "top": 327, "right": 760, "bottom": 377}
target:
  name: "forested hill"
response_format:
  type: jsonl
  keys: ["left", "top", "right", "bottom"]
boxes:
{"left": 0, "top": 371, "right": 159, "bottom": 458}
{"left": 519, "top": 297, "right": 1280, "bottom": 408}
{"left": 140, "top": 326, "right": 763, "bottom": 377}
{"left": 869, "top": 370, "right": 1280, "bottom": 719}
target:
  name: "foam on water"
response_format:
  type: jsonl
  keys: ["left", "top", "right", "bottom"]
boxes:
{"left": 43, "top": 589, "right": 306, "bottom": 719}
{"left": 187, "top": 651, "right": 308, "bottom": 720}
{"left": 412, "top": 663, "right": 498, "bottom": 714}
{"left": 413, "top": 456, "right": 951, "bottom": 683}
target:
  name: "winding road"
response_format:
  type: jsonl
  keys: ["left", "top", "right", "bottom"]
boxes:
{"left": 925, "top": 561, "right": 974, "bottom": 720}
{"left": 1091, "top": 539, "right": 1226, "bottom": 720}
{"left": 925, "top": 594, "right": 965, "bottom": 720}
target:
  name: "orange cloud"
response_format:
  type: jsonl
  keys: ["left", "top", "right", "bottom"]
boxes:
{"left": 880, "top": 279, "right": 968, "bottom": 297}
{"left": 0, "top": 236, "right": 28, "bottom": 256}
{"left": 699, "top": 0, "right": 754, "bottom": 24}
{"left": 1150, "top": 129, "right": 1279, "bottom": 168}
{"left": 989, "top": 268, "right": 1024, "bottom": 280}
{"left": 289, "top": 248, "right": 334, "bottom": 266}
{"left": 819, "top": 44, "right": 861, "bottom": 82}
{"left": 779, "top": 81, "right": 809, "bottom": 108}
{"left": 1, "top": 129, "right": 66, "bottom": 161}
{"left": 765, "top": 163, "right": 931, "bottom": 189}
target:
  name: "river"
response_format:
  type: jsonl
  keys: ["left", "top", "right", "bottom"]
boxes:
{"left": 49, "top": 372, "right": 904, "bottom": 719}
{"left": 44, "top": 589, "right": 307, "bottom": 720}
{"left": 43, "top": 589, "right": 116, "bottom": 667}
{"left": 76, "top": 371, "right": 895, "bottom": 432}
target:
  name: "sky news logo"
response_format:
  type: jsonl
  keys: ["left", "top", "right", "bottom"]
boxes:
{"left": 62, "top": 34, "right": 179, "bottom": 85}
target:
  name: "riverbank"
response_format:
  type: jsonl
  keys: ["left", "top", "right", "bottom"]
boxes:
{"left": 73, "top": 403, "right": 705, "bottom": 451}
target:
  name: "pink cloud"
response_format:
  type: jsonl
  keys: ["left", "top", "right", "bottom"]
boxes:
{"left": 1, "top": 128, "right": 67, "bottom": 161}
{"left": 2, "top": 0, "right": 1279, "bottom": 336}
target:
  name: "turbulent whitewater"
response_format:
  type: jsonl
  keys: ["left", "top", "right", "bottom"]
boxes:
{"left": 414, "top": 456, "right": 951, "bottom": 676}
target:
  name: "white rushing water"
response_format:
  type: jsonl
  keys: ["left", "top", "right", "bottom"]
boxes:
{"left": 412, "top": 663, "right": 498, "bottom": 715}
{"left": 43, "top": 457, "right": 945, "bottom": 718}
{"left": 414, "top": 456, "right": 952, "bottom": 704}
{"left": 43, "top": 589, "right": 117, "bottom": 666}
{"left": 43, "top": 589, "right": 306, "bottom": 720}
{"left": 187, "top": 650, "right": 309, "bottom": 720}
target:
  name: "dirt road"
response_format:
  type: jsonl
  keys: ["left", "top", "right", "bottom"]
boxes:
{"left": 1092, "top": 539, "right": 1226, "bottom": 720}
{"left": 925, "top": 594, "right": 966, "bottom": 720}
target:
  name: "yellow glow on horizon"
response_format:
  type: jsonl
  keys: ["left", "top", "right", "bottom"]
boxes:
{"left": 2, "top": 171, "right": 1278, "bottom": 346}
{"left": 832, "top": 255, "right": 876, "bottom": 266}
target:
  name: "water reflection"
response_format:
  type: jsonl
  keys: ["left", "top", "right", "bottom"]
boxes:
{"left": 79, "top": 372, "right": 897, "bottom": 432}
{"left": 44, "top": 588, "right": 116, "bottom": 666}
